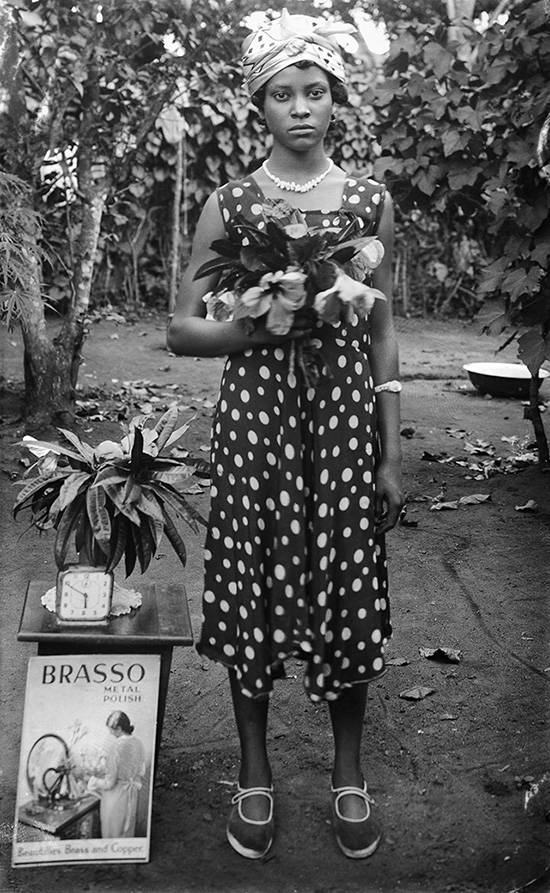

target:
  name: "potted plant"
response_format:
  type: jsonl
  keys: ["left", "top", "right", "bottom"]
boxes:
{"left": 13, "top": 407, "right": 208, "bottom": 578}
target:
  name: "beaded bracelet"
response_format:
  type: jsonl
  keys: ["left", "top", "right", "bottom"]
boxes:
{"left": 374, "top": 380, "right": 402, "bottom": 393}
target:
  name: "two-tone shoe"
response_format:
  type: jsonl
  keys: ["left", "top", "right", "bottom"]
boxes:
{"left": 331, "top": 782, "right": 381, "bottom": 859}
{"left": 226, "top": 785, "right": 274, "bottom": 859}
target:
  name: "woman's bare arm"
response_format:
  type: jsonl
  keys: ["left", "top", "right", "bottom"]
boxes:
{"left": 368, "top": 192, "right": 404, "bottom": 532}
{"left": 167, "top": 192, "right": 310, "bottom": 357}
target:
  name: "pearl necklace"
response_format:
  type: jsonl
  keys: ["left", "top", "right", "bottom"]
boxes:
{"left": 262, "top": 159, "right": 334, "bottom": 193}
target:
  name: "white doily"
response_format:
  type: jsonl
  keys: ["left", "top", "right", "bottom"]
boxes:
{"left": 41, "top": 581, "right": 142, "bottom": 616}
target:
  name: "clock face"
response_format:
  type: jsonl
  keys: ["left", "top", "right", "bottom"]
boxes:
{"left": 56, "top": 567, "right": 113, "bottom": 623}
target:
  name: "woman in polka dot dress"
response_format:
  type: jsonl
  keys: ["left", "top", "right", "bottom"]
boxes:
{"left": 167, "top": 10, "right": 403, "bottom": 863}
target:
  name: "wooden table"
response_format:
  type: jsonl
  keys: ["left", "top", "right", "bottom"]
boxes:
{"left": 18, "top": 580, "right": 194, "bottom": 764}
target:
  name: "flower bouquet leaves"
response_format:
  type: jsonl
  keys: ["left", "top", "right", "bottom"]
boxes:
{"left": 13, "top": 407, "right": 208, "bottom": 575}
{"left": 195, "top": 204, "right": 386, "bottom": 386}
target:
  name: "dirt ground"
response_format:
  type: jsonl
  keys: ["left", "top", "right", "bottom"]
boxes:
{"left": 1, "top": 314, "right": 549, "bottom": 893}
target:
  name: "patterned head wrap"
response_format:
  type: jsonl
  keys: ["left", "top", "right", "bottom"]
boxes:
{"left": 242, "top": 9, "right": 356, "bottom": 97}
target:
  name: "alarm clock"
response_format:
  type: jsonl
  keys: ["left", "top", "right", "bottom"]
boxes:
{"left": 55, "top": 566, "right": 114, "bottom": 624}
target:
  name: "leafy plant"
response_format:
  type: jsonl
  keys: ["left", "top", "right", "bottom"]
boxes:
{"left": 366, "top": 0, "right": 550, "bottom": 464}
{"left": 0, "top": 172, "right": 48, "bottom": 329}
{"left": 370, "top": 2, "right": 549, "bottom": 296}
{"left": 13, "top": 407, "right": 208, "bottom": 574}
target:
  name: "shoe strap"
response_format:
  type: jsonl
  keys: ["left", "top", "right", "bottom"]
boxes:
{"left": 331, "top": 783, "right": 374, "bottom": 822}
{"left": 232, "top": 786, "right": 274, "bottom": 824}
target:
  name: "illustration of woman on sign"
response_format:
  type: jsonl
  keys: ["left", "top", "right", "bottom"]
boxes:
{"left": 87, "top": 711, "right": 146, "bottom": 838}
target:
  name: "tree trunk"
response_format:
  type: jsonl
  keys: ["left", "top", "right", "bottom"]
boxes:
{"left": 0, "top": 1, "right": 24, "bottom": 120}
{"left": 523, "top": 317, "right": 550, "bottom": 472}
{"left": 15, "top": 155, "right": 109, "bottom": 427}
{"left": 168, "top": 134, "right": 184, "bottom": 316}
{"left": 20, "top": 319, "right": 75, "bottom": 428}
{"left": 524, "top": 376, "right": 550, "bottom": 472}
{"left": 18, "top": 269, "right": 79, "bottom": 427}
{"left": 54, "top": 64, "right": 110, "bottom": 388}
{"left": 56, "top": 172, "right": 109, "bottom": 391}
{"left": 6, "top": 187, "right": 74, "bottom": 426}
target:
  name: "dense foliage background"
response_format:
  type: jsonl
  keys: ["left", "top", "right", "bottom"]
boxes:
{"left": 369, "top": 0, "right": 550, "bottom": 365}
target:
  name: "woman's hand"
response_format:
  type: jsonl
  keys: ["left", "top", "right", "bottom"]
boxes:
{"left": 246, "top": 313, "right": 313, "bottom": 346}
{"left": 375, "top": 460, "right": 404, "bottom": 535}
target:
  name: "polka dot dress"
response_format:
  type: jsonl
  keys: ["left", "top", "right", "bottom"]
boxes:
{"left": 197, "top": 174, "right": 392, "bottom": 702}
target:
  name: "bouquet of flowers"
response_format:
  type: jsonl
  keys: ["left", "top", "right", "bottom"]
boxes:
{"left": 195, "top": 202, "right": 386, "bottom": 387}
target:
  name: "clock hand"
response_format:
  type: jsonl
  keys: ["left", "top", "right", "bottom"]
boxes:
{"left": 64, "top": 581, "right": 86, "bottom": 605}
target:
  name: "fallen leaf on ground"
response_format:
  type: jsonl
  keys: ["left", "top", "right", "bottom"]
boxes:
{"left": 446, "top": 428, "right": 469, "bottom": 439}
{"left": 515, "top": 775, "right": 535, "bottom": 790}
{"left": 458, "top": 494, "right": 491, "bottom": 505}
{"left": 399, "top": 686, "right": 435, "bottom": 701}
{"left": 515, "top": 500, "right": 537, "bottom": 512}
{"left": 439, "top": 713, "right": 459, "bottom": 721}
{"left": 431, "top": 494, "right": 491, "bottom": 510}
{"left": 421, "top": 451, "right": 448, "bottom": 462}
{"left": 419, "top": 647, "right": 462, "bottom": 663}
{"left": 386, "top": 657, "right": 410, "bottom": 666}
{"left": 464, "top": 440, "right": 495, "bottom": 456}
